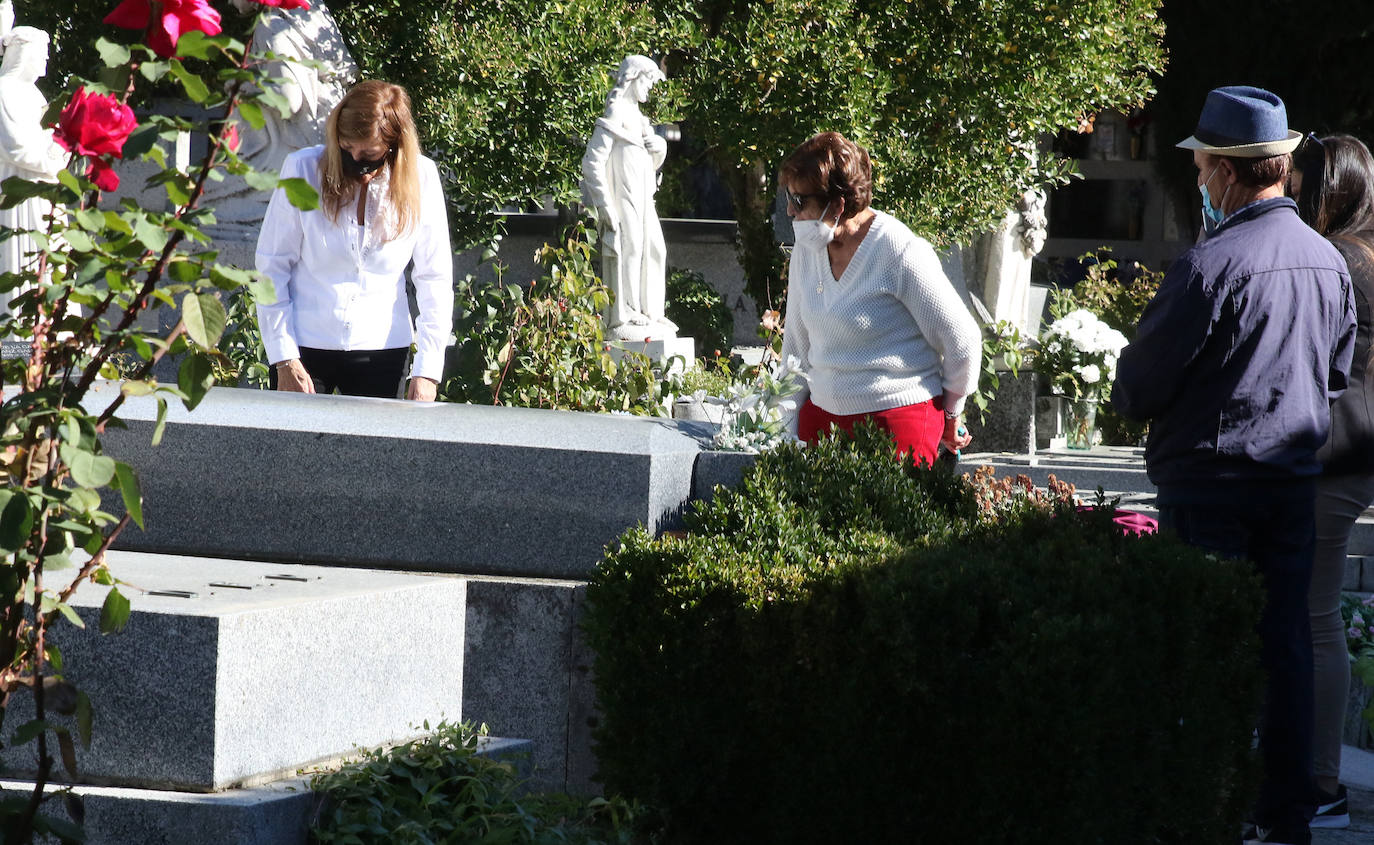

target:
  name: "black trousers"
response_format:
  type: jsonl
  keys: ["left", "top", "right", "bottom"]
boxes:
{"left": 1157, "top": 481, "right": 1317, "bottom": 835}
{"left": 270, "top": 347, "right": 409, "bottom": 398}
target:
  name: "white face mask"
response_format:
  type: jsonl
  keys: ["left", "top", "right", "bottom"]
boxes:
{"left": 792, "top": 202, "right": 839, "bottom": 253}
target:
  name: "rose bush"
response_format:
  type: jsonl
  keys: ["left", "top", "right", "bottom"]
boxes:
{"left": 0, "top": 2, "right": 318, "bottom": 841}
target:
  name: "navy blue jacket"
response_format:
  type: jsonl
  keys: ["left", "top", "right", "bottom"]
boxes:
{"left": 1112, "top": 197, "right": 1356, "bottom": 492}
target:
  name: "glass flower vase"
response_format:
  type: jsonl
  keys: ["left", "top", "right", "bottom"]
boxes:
{"left": 1063, "top": 397, "right": 1098, "bottom": 450}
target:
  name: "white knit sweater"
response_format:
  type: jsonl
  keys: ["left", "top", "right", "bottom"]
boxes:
{"left": 780, "top": 209, "right": 982, "bottom": 416}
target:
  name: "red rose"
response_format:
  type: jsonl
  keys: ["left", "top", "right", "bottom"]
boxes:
{"left": 54, "top": 87, "right": 138, "bottom": 159}
{"left": 104, "top": 0, "right": 222, "bottom": 59}
{"left": 222, "top": 122, "right": 240, "bottom": 153}
{"left": 86, "top": 159, "right": 121, "bottom": 192}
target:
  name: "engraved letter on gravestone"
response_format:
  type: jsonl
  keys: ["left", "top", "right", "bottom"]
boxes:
{"left": 580, "top": 55, "right": 678, "bottom": 341}
{"left": 0, "top": 0, "right": 66, "bottom": 320}
{"left": 209, "top": 0, "right": 357, "bottom": 239}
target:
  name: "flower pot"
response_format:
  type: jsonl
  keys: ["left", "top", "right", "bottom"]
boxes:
{"left": 1063, "top": 398, "right": 1098, "bottom": 450}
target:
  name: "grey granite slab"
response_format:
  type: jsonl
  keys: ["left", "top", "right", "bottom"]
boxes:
{"left": 94, "top": 384, "right": 716, "bottom": 580}
{"left": 692, "top": 450, "right": 759, "bottom": 501}
{"left": 461, "top": 577, "right": 591, "bottom": 794}
{"left": 3, "top": 552, "right": 465, "bottom": 791}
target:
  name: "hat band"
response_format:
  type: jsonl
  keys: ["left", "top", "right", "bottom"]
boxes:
{"left": 1193, "top": 126, "right": 1281, "bottom": 148}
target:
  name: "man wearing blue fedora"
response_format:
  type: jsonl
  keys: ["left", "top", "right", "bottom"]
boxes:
{"left": 1113, "top": 86, "right": 1357, "bottom": 845}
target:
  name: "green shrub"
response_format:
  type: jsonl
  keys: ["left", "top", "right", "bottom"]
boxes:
{"left": 308, "top": 721, "right": 653, "bottom": 845}
{"left": 584, "top": 426, "right": 1263, "bottom": 844}
{"left": 441, "top": 220, "right": 669, "bottom": 414}
{"left": 665, "top": 268, "right": 734, "bottom": 364}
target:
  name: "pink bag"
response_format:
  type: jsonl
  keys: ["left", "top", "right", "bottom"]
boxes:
{"left": 1078, "top": 505, "right": 1158, "bottom": 537}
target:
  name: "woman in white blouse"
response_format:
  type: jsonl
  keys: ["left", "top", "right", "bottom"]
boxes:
{"left": 255, "top": 80, "right": 452, "bottom": 400}
{"left": 779, "top": 132, "right": 981, "bottom": 465}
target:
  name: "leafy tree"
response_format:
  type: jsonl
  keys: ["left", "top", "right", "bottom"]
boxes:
{"left": 332, "top": 0, "right": 1164, "bottom": 312}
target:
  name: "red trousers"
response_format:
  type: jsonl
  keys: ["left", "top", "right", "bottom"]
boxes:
{"left": 797, "top": 397, "right": 944, "bottom": 467}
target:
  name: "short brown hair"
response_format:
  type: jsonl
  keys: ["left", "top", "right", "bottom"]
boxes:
{"left": 1225, "top": 152, "right": 1291, "bottom": 190}
{"left": 779, "top": 132, "right": 873, "bottom": 220}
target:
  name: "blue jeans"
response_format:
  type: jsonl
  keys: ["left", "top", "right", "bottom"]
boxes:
{"left": 1157, "top": 482, "right": 1315, "bottom": 836}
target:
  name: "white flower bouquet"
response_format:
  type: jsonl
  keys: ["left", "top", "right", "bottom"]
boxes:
{"left": 1035, "top": 309, "right": 1129, "bottom": 403}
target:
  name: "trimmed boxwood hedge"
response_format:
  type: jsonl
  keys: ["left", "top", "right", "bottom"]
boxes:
{"left": 584, "top": 426, "right": 1265, "bottom": 844}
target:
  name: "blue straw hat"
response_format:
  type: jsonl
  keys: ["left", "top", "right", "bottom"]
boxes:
{"left": 1176, "top": 85, "right": 1302, "bottom": 158}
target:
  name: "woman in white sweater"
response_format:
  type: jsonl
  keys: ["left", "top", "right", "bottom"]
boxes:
{"left": 779, "top": 132, "right": 981, "bottom": 465}
{"left": 256, "top": 80, "right": 453, "bottom": 400}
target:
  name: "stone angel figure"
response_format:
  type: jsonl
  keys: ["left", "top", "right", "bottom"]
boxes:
{"left": 580, "top": 55, "right": 677, "bottom": 340}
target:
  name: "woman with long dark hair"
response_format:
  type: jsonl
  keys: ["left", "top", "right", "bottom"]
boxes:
{"left": 255, "top": 80, "right": 452, "bottom": 399}
{"left": 1293, "top": 133, "right": 1374, "bottom": 830}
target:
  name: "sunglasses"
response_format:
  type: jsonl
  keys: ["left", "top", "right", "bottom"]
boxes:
{"left": 785, "top": 189, "right": 822, "bottom": 212}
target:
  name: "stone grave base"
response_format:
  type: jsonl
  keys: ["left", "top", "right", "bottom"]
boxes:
{"left": 0, "top": 737, "right": 531, "bottom": 845}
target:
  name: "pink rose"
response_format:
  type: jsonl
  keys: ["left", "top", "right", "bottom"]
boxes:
{"left": 250, "top": 0, "right": 311, "bottom": 8}
{"left": 104, "top": 0, "right": 222, "bottom": 59}
{"left": 54, "top": 87, "right": 138, "bottom": 159}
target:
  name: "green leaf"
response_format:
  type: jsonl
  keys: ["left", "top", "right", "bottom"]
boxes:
{"left": 133, "top": 215, "right": 169, "bottom": 253}
{"left": 100, "top": 587, "right": 131, "bottom": 635}
{"left": 168, "top": 59, "right": 210, "bottom": 103}
{"left": 279, "top": 177, "right": 319, "bottom": 211}
{"left": 113, "top": 462, "right": 144, "bottom": 529}
{"left": 183, "top": 292, "right": 227, "bottom": 348}
{"left": 76, "top": 691, "right": 93, "bottom": 747}
{"left": 122, "top": 124, "right": 160, "bottom": 160}
{"left": 56, "top": 602, "right": 84, "bottom": 629}
{"left": 236, "top": 100, "right": 266, "bottom": 131}
{"left": 0, "top": 174, "right": 58, "bottom": 210}
{"left": 95, "top": 37, "right": 132, "bottom": 68}
{"left": 177, "top": 354, "right": 214, "bottom": 411}
{"left": 0, "top": 490, "right": 33, "bottom": 552}
{"left": 120, "top": 379, "right": 156, "bottom": 397}
{"left": 138, "top": 60, "right": 171, "bottom": 82}
{"left": 151, "top": 396, "right": 169, "bottom": 446}
{"left": 11, "top": 719, "right": 48, "bottom": 746}
{"left": 57, "top": 730, "right": 78, "bottom": 779}
{"left": 59, "top": 443, "right": 116, "bottom": 488}
{"left": 242, "top": 168, "right": 279, "bottom": 192}
{"left": 62, "top": 230, "right": 95, "bottom": 253}
{"left": 175, "top": 30, "right": 217, "bottom": 60}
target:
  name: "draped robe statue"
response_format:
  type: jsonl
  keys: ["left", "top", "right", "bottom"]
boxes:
{"left": 580, "top": 55, "right": 677, "bottom": 340}
{"left": 0, "top": 5, "right": 66, "bottom": 317}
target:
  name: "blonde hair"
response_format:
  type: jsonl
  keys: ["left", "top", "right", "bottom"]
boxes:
{"left": 320, "top": 80, "right": 422, "bottom": 240}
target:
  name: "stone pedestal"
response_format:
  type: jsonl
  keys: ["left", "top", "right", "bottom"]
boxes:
{"left": 606, "top": 335, "right": 695, "bottom": 373}
{"left": 964, "top": 369, "right": 1036, "bottom": 454}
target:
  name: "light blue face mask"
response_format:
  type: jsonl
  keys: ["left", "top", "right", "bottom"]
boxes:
{"left": 1199, "top": 165, "right": 1229, "bottom": 235}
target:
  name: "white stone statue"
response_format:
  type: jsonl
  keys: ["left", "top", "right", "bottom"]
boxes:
{"left": 209, "top": 0, "right": 357, "bottom": 231}
{"left": 580, "top": 55, "right": 677, "bottom": 340}
{"left": 973, "top": 187, "right": 1047, "bottom": 335}
{"left": 0, "top": 2, "right": 65, "bottom": 305}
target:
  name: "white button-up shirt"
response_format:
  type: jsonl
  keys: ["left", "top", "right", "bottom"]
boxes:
{"left": 255, "top": 145, "right": 454, "bottom": 382}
